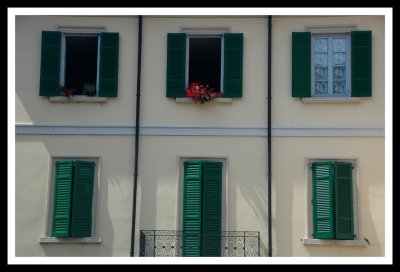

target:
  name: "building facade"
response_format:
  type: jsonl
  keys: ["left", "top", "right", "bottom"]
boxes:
{"left": 15, "top": 15, "right": 385, "bottom": 257}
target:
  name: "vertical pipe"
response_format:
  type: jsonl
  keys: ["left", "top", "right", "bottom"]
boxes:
{"left": 130, "top": 15, "right": 143, "bottom": 257}
{"left": 267, "top": 15, "right": 273, "bottom": 257}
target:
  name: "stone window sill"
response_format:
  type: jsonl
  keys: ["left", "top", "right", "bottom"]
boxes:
{"left": 302, "top": 238, "right": 368, "bottom": 247}
{"left": 301, "top": 97, "right": 361, "bottom": 103}
{"left": 50, "top": 96, "right": 107, "bottom": 103}
{"left": 176, "top": 97, "right": 233, "bottom": 103}
{"left": 39, "top": 236, "right": 102, "bottom": 244}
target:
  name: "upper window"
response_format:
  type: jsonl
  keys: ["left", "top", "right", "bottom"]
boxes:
{"left": 39, "top": 30, "right": 119, "bottom": 97}
{"left": 292, "top": 30, "right": 372, "bottom": 98}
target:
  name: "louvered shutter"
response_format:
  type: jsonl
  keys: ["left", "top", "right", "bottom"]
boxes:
{"left": 351, "top": 31, "right": 372, "bottom": 97}
{"left": 52, "top": 160, "right": 73, "bottom": 237}
{"left": 223, "top": 33, "right": 243, "bottom": 98}
{"left": 334, "top": 162, "right": 354, "bottom": 240}
{"left": 70, "top": 161, "right": 95, "bottom": 237}
{"left": 292, "top": 32, "right": 311, "bottom": 97}
{"left": 312, "top": 162, "right": 335, "bottom": 239}
{"left": 182, "top": 161, "right": 203, "bottom": 256}
{"left": 99, "top": 32, "right": 119, "bottom": 97}
{"left": 201, "top": 161, "right": 222, "bottom": 256}
{"left": 166, "top": 33, "right": 186, "bottom": 97}
{"left": 39, "top": 31, "right": 61, "bottom": 96}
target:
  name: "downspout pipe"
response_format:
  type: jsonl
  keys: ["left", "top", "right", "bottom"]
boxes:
{"left": 267, "top": 15, "right": 273, "bottom": 257}
{"left": 130, "top": 15, "right": 143, "bottom": 257}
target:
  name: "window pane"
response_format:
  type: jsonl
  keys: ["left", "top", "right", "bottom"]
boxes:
{"left": 333, "top": 53, "right": 346, "bottom": 65}
{"left": 315, "top": 53, "right": 328, "bottom": 66}
{"left": 315, "top": 67, "right": 328, "bottom": 80}
{"left": 333, "top": 66, "right": 346, "bottom": 80}
{"left": 333, "top": 81, "right": 346, "bottom": 94}
{"left": 189, "top": 37, "right": 221, "bottom": 91}
{"left": 315, "top": 81, "right": 328, "bottom": 94}
{"left": 332, "top": 38, "right": 346, "bottom": 52}
{"left": 315, "top": 38, "right": 328, "bottom": 52}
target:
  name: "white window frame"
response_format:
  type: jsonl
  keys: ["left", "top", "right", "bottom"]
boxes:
{"left": 304, "top": 158, "right": 367, "bottom": 246}
{"left": 40, "top": 156, "right": 101, "bottom": 244}
{"left": 311, "top": 34, "right": 351, "bottom": 97}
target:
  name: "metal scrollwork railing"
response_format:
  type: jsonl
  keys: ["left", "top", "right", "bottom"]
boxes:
{"left": 139, "top": 230, "right": 260, "bottom": 257}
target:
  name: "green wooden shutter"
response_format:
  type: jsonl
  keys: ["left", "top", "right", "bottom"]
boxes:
{"left": 39, "top": 31, "right": 61, "bottom": 96}
{"left": 334, "top": 162, "right": 354, "bottom": 240}
{"left": 166, "top": 33, "right": 186, "bottom": 98}
{"left": 52, "top": 160, "right": 74, "bottom": 237}
{"left": 351, "top": 31, "right": 372, "bottom": 97}
{"left": 223, "top": 33, "right": 243, "bottom": 98}
{"left": 312, "top": 161, "right": 335, "bottom": 239}
{"left": 292, "top": 32, "right": 311, "bottom": 97}
{"left": 70, "top": 161, "right": 95, "bottom": 237}
{"left": 99, "top": 32, "right": 119, "bottom": 97}
{"left": 182, "top": 161, "right": 203, "bottom": 256}
{"left": 201, "top": 161, "right": 222, "bottom": 257}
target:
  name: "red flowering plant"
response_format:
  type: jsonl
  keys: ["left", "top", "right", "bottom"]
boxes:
{"left": 184, "top": 82, "right": 222, "bottom": 104}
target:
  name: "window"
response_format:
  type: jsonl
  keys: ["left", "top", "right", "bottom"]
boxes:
{"left": 308, "top": 160, "right": 359, "bottom": 240}
{"left": 39, "top": 30, "right": 119, "bottom": 97}
{"left": 181, "top": 160, "right": 224, "bottom": 256}
{"left": 166, "top": 32, "right": 243, "bottom": 98}
{"left": 46, "top": 158, "right": 99, "bottom": 239}
{"left": 292, "top": 31, "right": 372, "bottom": 98}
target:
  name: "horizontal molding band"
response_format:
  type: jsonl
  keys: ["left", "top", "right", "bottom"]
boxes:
{"left": 15, "top": 124, "right": 385, "bottom": 137}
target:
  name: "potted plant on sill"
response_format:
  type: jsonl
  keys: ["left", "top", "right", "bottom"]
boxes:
{"left": 59, "top": 85, "right": 77, "bottom": 98}
{"left": 82, "top": 82, "right": 96, "bottom": 97}
{"left": 184, "top": 82, "right": 222, "bottom": 104}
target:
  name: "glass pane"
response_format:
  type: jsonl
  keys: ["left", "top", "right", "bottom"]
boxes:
{"left": 333, "top": 81, "right": 346, "bottom": 94}
{"left": 315, "top": 39, "right": 328, "bottom": 52}
{"left": 315, "top": 81, "right": 328, "bottom": 95}
{"left": 315, "top": 67, "right": 328, "bottom": 80}
{"left": 332, "top": 38, "right": 346, "bottom": 52}
{"left": 315, "top": 53, "right": 328, "bottom": 66}
{"left": 333, "top": 53, "right": 346, "bottom": 65}
{"left": 333, "top": 66, "right": 346, "bottom": 80}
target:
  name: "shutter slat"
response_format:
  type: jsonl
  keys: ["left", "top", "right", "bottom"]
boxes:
{"left": 40, "top": 31, "right": 61, "bottom": 96}
{"left": 223, "top": 33, "right": 243, "bottom": 98}
{"left": 334, "top": 162, "right": 354, "bottom": 240}
{"left": 70, "top": 161, "right": 95, "bottom": 237}
{"left": 183, "top": 161, "right": 202, "bottom": 256}
{"left": 52, "top": 160, "right": 73, "bottom": 237}
{"left": 99, "top": 32, "right": 119, "bottom": 97}
{"left": 166, "top": 33, "right": 186, "bottom": 97}
{"left": 351, "top": 31, "right": 372, "bottom": 97}
{"left": 292, "top": 32, "right": 311, "bottom": 97}
{"left": 312, "top": 162, "right": 335, "bottom": 239}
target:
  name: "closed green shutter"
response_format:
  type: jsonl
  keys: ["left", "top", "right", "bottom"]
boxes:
{"left": 201, "top": 161, "right": 222, "bottom": 257}
{"left": 99, "top": 32, "right": 119, "bottom": 97}
{"left": 312, "top": 162, "right": 335, "bottom": 239}
{"left": 292, "top": 32, "right": 311, "bottom": 97}
{"left": 223, "top": 33, "right": 243, "bottom": 98}
{"left": 182, "top": 161, "right": 203, "bottom": 256}
{"left": 166, "top": 33, "right": 186, "bottom": 97}
{"left": 334, "top": 162, "right": 354, "bottom": 240}
{"left": 39, "top": 31, "right": 61, "bottom": 96}
{"left": 70, "top": 161, "right": 95, "bottom": 237}
{"left": 351, "top": 31, "right": 372, "bottom": 97}
{"left": 52, "top": 160, "right": 74, "bottom": 237}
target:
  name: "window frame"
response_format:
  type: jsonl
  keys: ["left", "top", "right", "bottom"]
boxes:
{"left": 41, "top": 156, "right": 101, "bottom": 243}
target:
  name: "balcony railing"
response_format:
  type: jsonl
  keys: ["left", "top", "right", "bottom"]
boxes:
{"left": 139, "top": 230, "right": 260, "bottom": 257}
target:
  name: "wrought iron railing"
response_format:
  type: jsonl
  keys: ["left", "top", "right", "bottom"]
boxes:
{"left": 139, "top": 230, "right": 260, "bottom": 257}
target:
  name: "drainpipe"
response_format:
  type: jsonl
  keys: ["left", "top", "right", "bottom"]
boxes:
{"left": 267, "top": 15, "right": 273, "bottom": 257}
{"left": 130, "top": 15, "right": 143, "bottom": 257}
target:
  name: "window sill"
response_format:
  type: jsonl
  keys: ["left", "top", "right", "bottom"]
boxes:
{"left": 302, "top": 238, "right": 368, "bottom": 247}
{"left": 39, "top": 236, "right": 102, "bottom": 244}
{"left": 50, "top": 96, "right": 107, "bottom": 103}
{"left": 301, "top": 97, "right": 361, "bottom": 103}
{"left": 176, "top": 97, "right": 233, "bottom": 103}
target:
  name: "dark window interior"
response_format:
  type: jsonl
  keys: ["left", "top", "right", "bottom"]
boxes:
{"left": 64, "top": 36, "right": 98, "bottom": 95}
{"left": 189, "top": 37, "right": 221, "bottom": 91}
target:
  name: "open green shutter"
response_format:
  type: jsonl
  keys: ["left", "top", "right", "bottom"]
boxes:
{"left": 312, "top": 162, "right": 335, "bottom": 239}
{"left": 39, "top": 31, "right": 61, "bottom": 96}
{"left": 166, "top": 33, "right": 186, "bottom": 97}
{"left": 70, "top": 161, "right": 95, "bottom": 237}
{"left": 201, "top": 161, "right": 222, "bottom": 257}
{"left": 223, "top": 33, "right": 243, "bottom": 98}
{"left": 351, "top": 31, "right": 372, "bottom": 97}
{"left": 334, "top": 162, "right": 354, "bottom": 240}
{"left": 52, "top": 160, "right": 73, "bottom": 237}
{"left": 99, "top": 32, "right": 119, "bottom": 97}
{"left": 292, "top": 32, "right": 311, "bottom": 97}
{"left": 182, "top": 161, "right": 202, "bottom": 256}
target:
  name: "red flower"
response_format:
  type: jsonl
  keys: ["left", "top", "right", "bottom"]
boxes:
{"left": 184, "top": 82, "right": 223, "bottom": 104}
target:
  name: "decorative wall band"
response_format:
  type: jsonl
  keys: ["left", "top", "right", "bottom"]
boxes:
{"left": 16, "top": 125, "right": 385, "bottom": 137}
